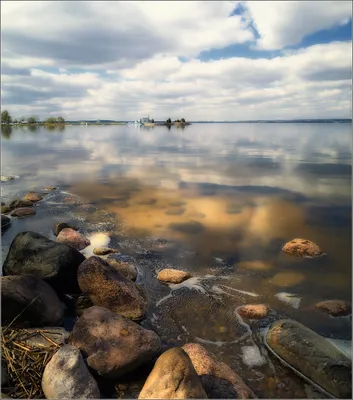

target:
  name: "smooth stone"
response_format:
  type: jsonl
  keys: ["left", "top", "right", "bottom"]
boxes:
{"left": 57, "top": 228, "right": 91, "bottom": 251}
{"left": 9, "top": 207, "right": 36, "bottom": 218}
{"left": 282, "top": 238, "right": 323, "bottom": 258}
{"left": 23, "top": 191, "right": 43, "bottom": 202}
{"left": 237, "top": 304, "right": 270, "bottom": 319}
{"left": 315, "top": 300, "right": 352, "bottom": 317}
{"left": 1, "top": 275, "right": 64, "bottom": 328}
{"left": 3, "top": 231, "right": 85, "bottom": 294}
{"left": 93, "top": 247, "right": 117, "bottom": 255}
{"left": 1, "top": 206, "right": 11, "bottom": 214}
{"left": 69, "top": 306, "right": 161, "bottom": 379}
{"left": 183, "top": 343, "right": 256, "bottom": 399}
{"left": 42, "top": 344, "right": 100, "bottom": 399}
{"left": 54, "top": 222, "right": 78, "bottom": 236}
{"left": 138, "top": 347, "right": 207, "bottom": 399}
{"left": 9, "top": 199, "right": 33, "bottom": 209}
{"left": 157, "top": 268, "right": 191, "bottom": 284}
{"left": 106, "top": 255, "right": 138, "bottom": 281}
{"left": 78, "top": 256, "right": 146, "bottom": 320}
{"left": 265, "top": 319, "right": 352, "bottom": 399}
{"left": 17, "top": 327, "right": 69, "bottom": 348}
{"left": 42, "top": 186, "right": 57, "bottom": 191}
{"left": 1, "top": 215, "right": 11, "bottom": 230}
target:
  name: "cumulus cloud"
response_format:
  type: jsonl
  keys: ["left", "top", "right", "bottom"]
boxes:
{"left": 1, "top": 1, "right": 351, "bottom": 120}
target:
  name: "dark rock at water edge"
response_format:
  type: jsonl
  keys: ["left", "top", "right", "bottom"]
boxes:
{"left": 78, "top": 256, "right": 147, "bottom": 320}
{"left": 183, "top": 343, "right": 256, "bottom": 399}
{"left": 138, "top": 347, "right": 207, "bottom": 399}
{"left": 54, "top": 222, "right": 79, "bottom": 236}
{"left": 9, "top": 207, "right": 36, "bottom": 218}
{"left": 1, "top": 215, "right": 11, "bottom": 230}
{"left": 265, "top": 319, "right": 352, "bottom": 399}
{"left": 1, "top": 275, "right": 64, "bottom": 328}
{"left": 2, "top": 231, "right": 85, "bottom": 294}
{"left": 69, "top": 306, "right": 161, "bottom": 379}
{"left": 9, "top": 199, "right": 33, "bottom": 210}
{"left": 1, "top": 206, "right": 11, "bottom": 214}
{"left": 42, "top": 344, "right": 100, "bottom": 399}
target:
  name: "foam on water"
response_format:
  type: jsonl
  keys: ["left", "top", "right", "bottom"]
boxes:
{"left": 241, "top": 345, "right": 267, "bottom": 368}
{"left": 81, "top": 232, "right": 111, "bottom": 258}
{"left": 275, "top": 292, "right": 301, "bottom": 309}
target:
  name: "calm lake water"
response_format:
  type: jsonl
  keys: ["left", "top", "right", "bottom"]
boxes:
{"left": 1, "top": 123, "right": 352, "bottom": 398}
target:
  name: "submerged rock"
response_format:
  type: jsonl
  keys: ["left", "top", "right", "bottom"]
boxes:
{"left": 106, "top": 255, "right": 138, "bottom": 281}
{"left": 42, "top": 345, "right": 100, "bottom": 399}
{"left": 78, "top": 256, "right": 147, "bottom": 320}
{"left": 1, "top": 215, "right": 11, "bottom": 230}
{"left": 3, "top": 231, "right": 85, "bottom": 294}
{"left": 93, "top": 247, "right": 117, "bottom": 255}
{"left": 69, "top": 306, "right": 161, "bottom": 379}
{"left": 183, "top": 343, "right": 256, "bottom": 399}
{"left": 282, "top": 238, "right": 323, "bottom": 258}
{"left": 237, "top": 304, "right": 270, "bottom": 319}
{"left": 138, "top": 347, "right": 207, "bottom": 399}
{"left": 9, "top": 199, "right": 33, "bottom": 209}
{"left": 315, "top": 300, "right": 352, "bottom": 317}
{"left": 57, "top": 228, "right": 91, "bottom": 251}
{"left": 1, "top": 275, "right": 64, "bottom": 328}
{"left": 157, "top": 268, "right": 191, "bottom": 284}
{"left": 24, "top": 191, "right": 43, "bottom": 202}
{"left": 9, "top": 207, "right": 36, "bottom": 218}
{"left": 265, "top": 319, "right": 352, "bottom": 399}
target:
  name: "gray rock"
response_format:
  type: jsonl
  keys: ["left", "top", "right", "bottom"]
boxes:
{"left": 42, "top": 344, "right": 100, "bottom": 399}
{"left": 265, "top": 319, "right": 352, "bottom": 399}
{"left": 9, "top": 199, "right": 33, "bottom": 209}
{"left": 3, "top": 231, "right": 85, "bottom": 294}
{"left": 1, "top": 275, "right": 64, "bottom": 328}
{"left": 183, "top": 343, "right": 255, "bottom": 399}
{"left": 69, "top": 306, "right": 161, "bottom": 379}
{"left": 138, "top": 347, "right": 207, "bottom": 399}
{"left": 78, "top": 256, "right": 146, "bottom": 320}
{"left": 9, "top": 207, "right": 36, "bottom": 218}
{"left": 1, "top": 215, "right": 11, "bottom": 230}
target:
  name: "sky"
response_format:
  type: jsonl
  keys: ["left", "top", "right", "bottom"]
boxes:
{"left": 1, "top": 1, "right": 352, "bottom": 121}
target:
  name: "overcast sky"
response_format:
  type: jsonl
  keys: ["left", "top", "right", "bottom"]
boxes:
{"left": 1, "top": 1, "right": 352, "bottom": 121}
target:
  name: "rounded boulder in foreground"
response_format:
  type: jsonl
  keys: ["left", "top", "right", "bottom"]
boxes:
{"left": 69, "top": 306, "right": 161, "bottom": 379}
{"left": 157, "top": 268, "right": 191, "bottom": 284}
{"left": 138, "top": 347, "right": 207, "bottom": 399}
{"left": 282, "top": 238, "right": 323, "bottom": 258}
{"left": 237, "top": 304, "right": 270, "bottom": 319}
{"left": 265, "top": 319, "right": 352, "bottom": 399}
{"left": 42, "top": 344, "right": 100, "bottom": 399}
{"left": 315, "top": 299, "right": 352, "bottom": 317}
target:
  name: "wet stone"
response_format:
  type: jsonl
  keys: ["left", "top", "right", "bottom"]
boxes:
{"left": 157, "top": 268, "right": 191, "bottom": 284}
{"left": 9, "top": 207, "right": 36, "bottom": 218}
{"left": 9, "top": 199, "right": 33, "bottom": 209}
{"left": 282, "top": 238, "right": 323, "bottom": 258}
{"left": 24, "top": 191, "right": 43, "bottom": 202}
{"left": 315, "top": 299, "right": 352, "bottom": 317}
{"left": 93, "top": 247, "right": 118, "bottom": 255}
{"left": 237, "top": 304, "right": 270, "bottom": 319}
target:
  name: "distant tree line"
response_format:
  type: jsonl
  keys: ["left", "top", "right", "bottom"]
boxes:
{"left": 1, "top": 110, "right": 65, "bottom": 125}
{"left": 165, "top": 117, "right": 186, "bottom": 125}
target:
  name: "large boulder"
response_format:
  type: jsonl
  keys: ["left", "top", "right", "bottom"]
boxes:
{"left": 157, "top": 268, "right": 191, "bottom": 284}
{"left": 77, "top": 256, "right": 147, "bottom": 320}
{"left": 265, "top": 319, "right": 351, "bottom": 399}
{"left": 282, "top": 238, "right": 323, "bottom": 257}
{"left": 1, "top": 275, "right": 64, "bottom": 328}
{"left": 57, "top": 228, "right": 91, "bottom": 251}
{"left": 69, "top": 306, "right": 161, "bottom": 379}
{"left": 315, "top": 300, "right": 351, "bottom": 317}
{"left": 138, "top": 347, "right": 207, "bottom": 399}
{"left": 2, "top": 231, "right": 85, "bottom": 294}
{"left": 183, "top": 343, "right": 255, "bottom": 399}
{"left": 42, "top": 345, "right": 100, "bottom": 399}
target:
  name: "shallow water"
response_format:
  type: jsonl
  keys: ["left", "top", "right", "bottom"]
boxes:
{"left": 1, "top": 123, "right": 352, "bottom": 398}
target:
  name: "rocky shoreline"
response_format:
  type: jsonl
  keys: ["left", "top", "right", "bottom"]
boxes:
{"left": 1, "top": 188, "right": 352, "bottom": 399}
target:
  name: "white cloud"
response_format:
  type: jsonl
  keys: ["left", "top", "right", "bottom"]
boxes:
{"left": 245, "top": 1, "right": 352, "bottom": 50}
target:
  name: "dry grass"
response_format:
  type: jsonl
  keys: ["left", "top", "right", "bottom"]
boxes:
{"left": 1, "top": 327, "right": 63, "bottom": 398}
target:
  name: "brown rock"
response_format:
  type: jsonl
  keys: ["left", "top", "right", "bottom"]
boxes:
{"left": 42, "top": 344, "right": 100, "bottom": 399}
{"left": 157, "top": 268, "right": 191, "bottom": 284}
{"left": 42, "top": 186, "right": 57, "bottom": 191}
{"left": 183, "top": 343, "right": 256, "bottom": 399}
{"left": 54, "top": 222, "right": 78, "bottom": 236}
{"left": 9, "top": 207, "right": 36, "bottom": 218}
{"left": 237, "top": 304, "right": 270, "bottom": 319}
{"left": 57, "top": 228, "right": 90, "bottom": 250}
{"left": 93, "top": 247, "right": 117, "bottom": 256}
{"left": 24, "top": 191, "right": 43, "bottom": 202}
{"left": 9, "top": 199, "right": 33, "bottom": 209}
{"left": 69, "top": 306, "right": 161, "bottom": 379}
{"left": 315, "top": 300, "right": 351, "bottom": 317}
{"left": 282, "top": 238, "right": 323, "bottom": 258}
{"left": 77, "top": 256, "right": 147, "bottom": 320}
{"left": 138, "top": 347, "right": 207, "bottom": 399}
{"left": 107, "top": 257, "right": 138, "bottom": 281}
